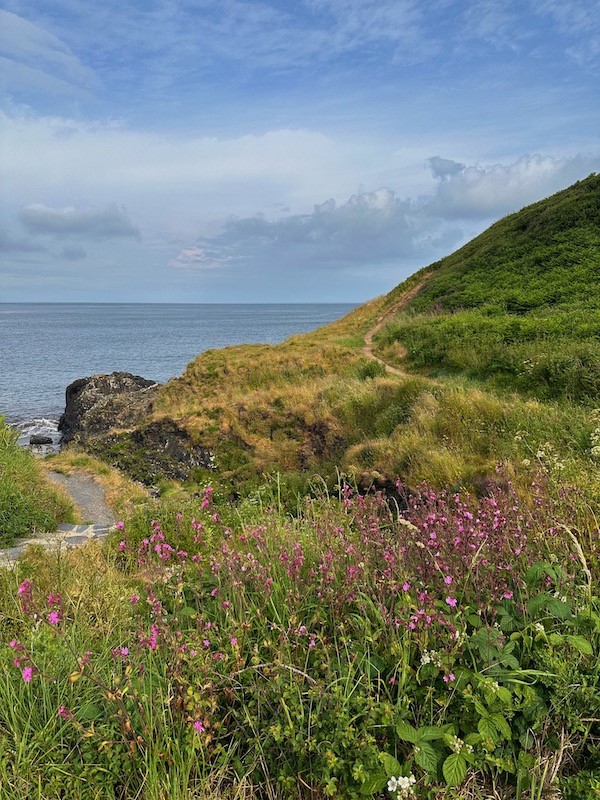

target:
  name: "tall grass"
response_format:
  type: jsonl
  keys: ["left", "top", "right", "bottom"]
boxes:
{"left": 0, "top": 418, "right": 74, "bottom": 546}
{"left": 1, "top": 476, "right": 598, "bottom": 799}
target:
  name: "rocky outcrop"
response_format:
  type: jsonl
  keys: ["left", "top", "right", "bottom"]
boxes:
{"left": 86, "top": 418, "right": 214, "bottom": 484}
{"left": 59, "top": 372, "right": 159, "bottom": 444}
{"left": 59, "top": 372, "right": 214, "bottom": 483}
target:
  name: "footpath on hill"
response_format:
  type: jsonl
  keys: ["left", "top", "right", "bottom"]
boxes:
{"left": 0, "top": 470, "right": 115, "bottom": 566}
{"left": 361, "top": 279, "right": 428, "bottom": 374}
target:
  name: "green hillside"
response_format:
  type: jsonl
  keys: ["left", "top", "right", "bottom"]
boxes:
{"left": 375, "top": 174, "right": 600, "bottom": 401}
{"left": 58, "top": 175, "right": 600, "bottom": 503}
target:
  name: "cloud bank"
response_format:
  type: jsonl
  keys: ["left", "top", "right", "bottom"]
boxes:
{"left": 169, "top": 153, "right": 600, "bottom": 281}
{"left": 18, "top": 203, "right": 139, "bottom": 239}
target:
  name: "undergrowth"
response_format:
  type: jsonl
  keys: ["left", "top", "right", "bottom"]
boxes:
{"left": 1, "top": 473, "right": 598, "bottom": 799}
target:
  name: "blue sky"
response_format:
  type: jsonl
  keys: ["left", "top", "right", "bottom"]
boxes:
{"left": 1, "top": 0, "right": 598, "bottom": 302}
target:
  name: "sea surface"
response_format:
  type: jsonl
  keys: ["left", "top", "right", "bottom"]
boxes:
{"left": 0, "top": 303, "right": 355, "bottom": 447}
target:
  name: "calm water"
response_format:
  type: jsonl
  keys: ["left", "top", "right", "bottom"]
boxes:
{"left": 0, "top": 303, "right": 354, "bottom": 444}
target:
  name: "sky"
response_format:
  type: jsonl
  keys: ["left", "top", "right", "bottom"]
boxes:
{"left": 0, "top": 0, "right": 598, "bottom": 302}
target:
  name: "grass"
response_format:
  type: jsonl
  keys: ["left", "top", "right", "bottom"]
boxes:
{"left": 373, "top": 175, "right": 600, "bottom": 403}
{"left": 0, "top": 473, "right": 598, "bottom": 799}
{"left": 0, "top": 418, "right": 74, "bottom": 546}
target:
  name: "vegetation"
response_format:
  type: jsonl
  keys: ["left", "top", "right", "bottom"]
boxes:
{"left": 1, "top": 473, "right": 598, "bottom": 799}
{"left": 1, "top": 176, "right": 600, "bottom": 797}
{"left": 0, "top": 418, "right": 74, "bottom": 545}
{"left": 374, "top": 175, "right": 600, "bottom": 402}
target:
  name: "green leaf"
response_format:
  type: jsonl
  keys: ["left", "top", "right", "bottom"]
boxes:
{"left": 547, "top": 632, "right": 563, "bottom": 645}
{"left": 396, "top": 720, "right": 418, "bottom": 744}
{"left": 477, "top": 717, "right": 498, "bottom": 743}
{"left": 525, "top": 562, "right": 554, "bottom": 588}
{"left": 496, "top": 686, "right": 513, "bottom": 705}
{"left": 416, "top": 725, "right": 447, "bottom": 742}
{"left": 414, "top": 741, "right": 441, "bottom": 774}
{"left": 565, "top": 634, "right": 594, "bottom": 656}
{"left": 526, "top": 593, "right": 551, "bottom": 616}
{"left": 490, "top": 713, "right": 512, "bottom": 740}
{"left": 360, "top": 774, "right": 388, "bottom": 795}
{"left": 443, "top": 753, "right": 467, "bottom": 787}
{"left": 379, "top": 753, "right": 402, "bottom": 778}
{"left": 464, "top": 732, "right": 482, "bottom": 746}
{"left": 545, "top": 597, "right": 572, "bottom": 620}
{"left": 77, "top": 702, "right": 102, "bottom": 721}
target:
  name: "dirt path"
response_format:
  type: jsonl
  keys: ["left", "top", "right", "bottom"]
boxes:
{"left": 361, "top": 279, "right": 427, "bottom": 375}
{"left": 46, "top": 471, "right": 115, "bottom": 525}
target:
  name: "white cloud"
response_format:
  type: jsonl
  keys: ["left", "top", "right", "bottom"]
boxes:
{"left": 425, "top": 153, "right": 600, "bottom": 219}
{"left": 427, "top": 156, "right": 465, "bottom": 180}
{"left": 169, "top": 152, "right": 600, "bottom": 281}
{"left": 168, "top": 246, "right": 227, "bottom": 270}
{"left": 19, "top": 203, "right": 139, "bottom": 239}
{"left": 0, "top": 9, "right": 99, "bottom": 97}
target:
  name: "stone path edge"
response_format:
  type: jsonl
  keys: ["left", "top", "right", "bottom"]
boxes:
{"left": 0, "top": 522, "right": 115, "bottom": 567}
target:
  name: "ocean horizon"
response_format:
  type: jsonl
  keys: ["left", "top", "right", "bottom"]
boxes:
{"left": 0, "top": 302, "right": 356, "bottom": 445}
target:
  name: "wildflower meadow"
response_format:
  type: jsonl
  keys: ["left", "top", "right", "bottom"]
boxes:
{"left": 1, "top": 474, "right": 598, "bottom": 799}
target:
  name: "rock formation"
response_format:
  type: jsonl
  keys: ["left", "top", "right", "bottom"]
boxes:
{"left": 59, "top": 372, "right": 213, "bottom": 483}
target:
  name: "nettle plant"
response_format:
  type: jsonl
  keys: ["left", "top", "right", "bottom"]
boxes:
{"left": 4, "top": 478, "right": 598, "bottom": 799}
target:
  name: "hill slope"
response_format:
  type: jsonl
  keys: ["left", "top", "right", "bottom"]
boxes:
{"left": 75, "top": 176, "right": 600, "bottom": 500}
{"left": 374, "top": 174, "right": 600, "bottom": 401}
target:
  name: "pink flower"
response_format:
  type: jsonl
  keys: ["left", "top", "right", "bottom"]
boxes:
{"left": 129, "top": 594, "right": 140, "bottom": 604}
{"left": 446, "top": 597, "right": 457, "bottom": 608}
{"left": 193, "top": 720, "right": 205, "bottom": 732}
{"left": 115, "top": 521, "right": 125, "bottom": 531}
{"left": 118, "top": 540, "right": 127, "bottom": 551}
{"left": 21, "top": 666, "right": 33, "bottom": 683}
{"left": 402, "top": 582, "right": 411, "bottom": 592}
{"left": 57, "top": 705, "right": 74, "bottom": 721}
{"left": 17, "top": 580, "right": 32, "bottom": 596}
{"left": 48, "top": 610, "right": 61, "bottom": 625}
{"left": 120, "top": 647, "right": 129, "bottom": 656}
{"left": 443, "top": 673, "right": 456, "bottom": 683}
{"left": 230, "top": 636, "right": 238, "bottom": 646}
{"left": 444, "top": 575, "right": 453, "bottom": 585}
{"left": 47, "top": 593, "right": 62, "bottom": 607}
{"left": 503, "top": 590, "right": 514, "bottom": 599}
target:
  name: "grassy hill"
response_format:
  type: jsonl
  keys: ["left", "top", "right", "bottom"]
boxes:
{"left": 141, "top": 175, "right": 599, "bottom": 500}
{"left": 4, "top": 176, "right": 599, "bottom": 800}
{"left": 374, "top": 174, "right": 600, "bottom": 401}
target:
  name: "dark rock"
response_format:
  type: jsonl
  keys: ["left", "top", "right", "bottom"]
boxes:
{"left": 30, "top": 434, "right": 53, "bottom": 445}
{"left": 59, "top": 372, "right": 159, "bottom": 444}
{"left": 148, "top": 486, "right": 161, "bottom": 498}
{"left": 58, "top": 371, "right": 214, "bottom": 484}
{"left": 87, "top": 418, "right": 214, "bottom": 484}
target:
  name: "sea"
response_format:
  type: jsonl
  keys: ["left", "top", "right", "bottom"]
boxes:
{"left": 0, "top": 303, "right": 355, "bottom": 448}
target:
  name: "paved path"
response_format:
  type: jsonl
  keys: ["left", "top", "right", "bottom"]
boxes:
{"left": 0, "top": 471, "right": 115, "bottom": 567}
{"left": 46, "top": 471, "right": 115, "bottom": 525}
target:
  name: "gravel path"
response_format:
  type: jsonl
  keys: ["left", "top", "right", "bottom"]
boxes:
{"left": 46, "top": 471, "right": 115, "bottom": 525}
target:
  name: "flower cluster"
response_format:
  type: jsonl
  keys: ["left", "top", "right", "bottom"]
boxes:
{"left": 387, "top": 774, "right": 416, "bottom": 797}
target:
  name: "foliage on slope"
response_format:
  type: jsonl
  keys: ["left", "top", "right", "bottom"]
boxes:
{"left": 375, "top": 174, "right": 600, "bottom": 401}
